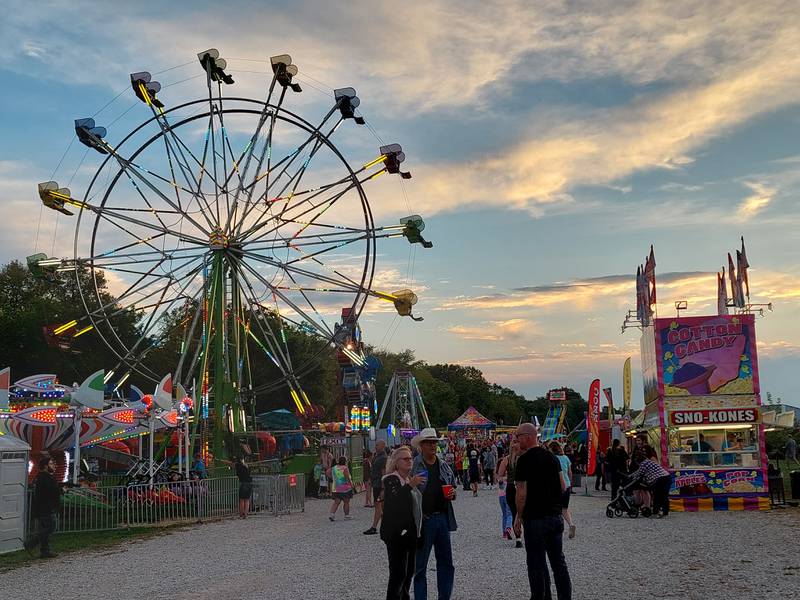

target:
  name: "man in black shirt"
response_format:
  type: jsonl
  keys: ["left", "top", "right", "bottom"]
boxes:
{"left": 513, "top": 423, "right": 571, "bottom": 600}
{"left": 412, "top": 428, "right": 457, "bottom": 600}
{"left": 608, "top": 439, "right": 628, "bottom": 499}
{"left": 29, "top": 456, "right": 62, "bottom": 558}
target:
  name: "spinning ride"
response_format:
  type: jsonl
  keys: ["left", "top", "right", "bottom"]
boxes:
{"left": 34, "top": 50, "right": 432, "bottom": 459}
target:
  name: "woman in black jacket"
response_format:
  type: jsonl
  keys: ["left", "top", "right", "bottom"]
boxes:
{"left": 380, "top": 446, "right": 425, "bottom": 600}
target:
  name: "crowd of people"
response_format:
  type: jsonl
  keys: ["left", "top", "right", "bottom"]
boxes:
{"left": 594, "top": 435, "right": 671, "bottom": 517}
{"left": 332, "top": 425, "right": 578, "bottom": 600}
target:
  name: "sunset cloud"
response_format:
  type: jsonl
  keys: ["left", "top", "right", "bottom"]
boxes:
{"left": 447, "top": 318, "right": 533, "bottom": 341}
{"left": 737, "top": 182, "right": 776, "bottom": 222}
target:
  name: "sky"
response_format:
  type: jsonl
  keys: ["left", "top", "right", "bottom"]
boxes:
{"left": 1, "top": 0, "right": 799, "bottom": 408}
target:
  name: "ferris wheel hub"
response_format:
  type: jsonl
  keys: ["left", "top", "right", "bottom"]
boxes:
{"left": 209, "top": 227, "right": 229, "bottom": 249}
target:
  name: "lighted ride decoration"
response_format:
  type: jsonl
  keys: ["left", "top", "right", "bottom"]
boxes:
{"left": 34, "top": 49, "right": 432, "bottom": 460}
{"left": 0, "top": 368, "right": 185, "bottom": 483}
{"left": 336, "top": 307, "right": 381, "bottom": 432}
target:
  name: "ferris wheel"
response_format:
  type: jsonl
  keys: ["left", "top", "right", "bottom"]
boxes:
{"left": 35, "top": 49, "right": 432, "bottom": 425}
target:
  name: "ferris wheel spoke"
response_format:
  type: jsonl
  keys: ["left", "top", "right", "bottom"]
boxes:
{"left": 234, "top": 105, "right": 341, "bottom": 238}
{"left": 241, "top": 232, "right": 367, "bottom": 254}
{"left": 146, "top": 111, "right": 222, "bottom": 233}
{"left": 146, "top": 108, "right": 187, "bottom": 217}
{"left": 87, "top": 241, "right": 205, "bottom": 265}
{"left": 100, "top": 263, "right": 206, "bottom": 371}
{"left": 91, "top": 205, "right": 207, "bottom": 252}
{"left": 233, "top": 265, "right": 296, "bottom": 374}
{"left": 282, "top": 235, "right": 368, "bottom": 266}
{"left": 237, "top": 248, "right": 365, "bottom": 304}
{"left": 220, "top": 76, "right": 282, "bottom": 231}
{"left": 222, "top": 69, "right": 281, "bottom": 221}
{"left": 106, "top": 151, "right": 212, "bottom": 236}
{"left": 237, "top": 174, "right": 358, "bottom": 245}
{"left": 231, "top": 85, "right": 290, "bottom": 236}
{"left": 152, "top": 113, "right": 225, "bottom": 230}
{"left": 258, "top": 115, "right": 341, "bottom": 211}
{"left": 92, "top": 257, "right": 205, "bottom": 341}
{"left": 237, "top": 259, "right": 335, "bottom": 340}
{"left": 202, "top": 69, "right": 226, "bottom": 227}
{"left": 214, "top": 82, "right": 234, "bottom": 234}
{"left": 91, "top": 250, "right": 206, "bottom": 278}
{"left": 241, "top": 163, "right": 382, "bottom": 245}
{"left": 85, "top": 254, "right": 205, "bottom": 321}
{"left": 219, "top": 124, "right": 255, "bottom": 234}
{"left": 271, "top": 118, "right": 344, "bottom": 222}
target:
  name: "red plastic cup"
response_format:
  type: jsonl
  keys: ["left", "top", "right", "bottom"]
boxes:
{"left": 442, "top": 484, "right": 454, "bottom": 499}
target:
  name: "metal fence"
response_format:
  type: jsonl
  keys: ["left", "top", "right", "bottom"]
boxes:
{"left": 27, "top": 474, "right": 305, "bottom": 536}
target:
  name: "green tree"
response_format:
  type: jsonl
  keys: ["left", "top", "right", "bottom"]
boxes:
{"left": 0, "top": 260, "right": 138, "bottom": 383}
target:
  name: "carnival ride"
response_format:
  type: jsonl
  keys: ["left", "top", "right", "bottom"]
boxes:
{"left": 0, "top": 368, "right": 190, "bottom": 484}
{"left": 21, "top": 49, "right": 432, "bottom": 465}
{"left": 335, "top": 307, "right": 381, "bottom": 432}
{"left": 539, "top": 388, "right": 568, "bottom": 442}
{"left": 376, "top": 371, "right": 430, "bottom": 435}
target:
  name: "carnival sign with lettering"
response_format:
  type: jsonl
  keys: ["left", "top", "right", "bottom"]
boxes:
{"left": 670, "top": 408, "right": 759, "bottom": 426}
{"left": 586, "top": 379, "right": 600, "bottom": 476}
{"left": 670, "top": 468, "right": 765, "bottom": 496}
{"left": 656, "top": 314, "right": 758, "bottom": 396}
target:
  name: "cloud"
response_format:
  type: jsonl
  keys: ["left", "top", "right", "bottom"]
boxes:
{"left": 756, "top": 340, "right": 800, "bottom": 357}
{"left": 461, "top": 342, "right": 630, "bottom": 366}
{"left": 447, "top": 318, "right": 533, "bottom": 341}
{"left": 737, "top": 182, "right": 775, "bottom": 221}
{"left": 441, "top": 271, "right": 716, "bottom": 312}
{"left": 3, "top": 2, "right": 800, "bottom": 223}
{"left": 439, "top": 269, "right": 800, "bottom": 316}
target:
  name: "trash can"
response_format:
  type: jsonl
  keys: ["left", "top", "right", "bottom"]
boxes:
{"left": 791, "top": 471, "right": 800, "bottom": 499}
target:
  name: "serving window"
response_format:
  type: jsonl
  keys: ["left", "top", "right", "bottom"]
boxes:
{"left": 667, "top": 425, "right": 759, "bottom": 469}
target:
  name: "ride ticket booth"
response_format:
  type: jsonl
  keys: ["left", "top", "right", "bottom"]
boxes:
{"left": 638, "top": 314, "right": 769, "bottom": 511}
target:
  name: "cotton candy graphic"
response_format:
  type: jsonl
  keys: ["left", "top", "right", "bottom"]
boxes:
{"left": 673, "top": 317, "right": 747, "bottom": 393}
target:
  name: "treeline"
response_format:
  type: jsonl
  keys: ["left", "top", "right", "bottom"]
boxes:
{"left": 0, "top": 259, "right": 587, "bottom": 427}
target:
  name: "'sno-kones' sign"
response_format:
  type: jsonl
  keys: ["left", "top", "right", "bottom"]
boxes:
{"left": 670, "top": 408, "right": 759, "bottom": 426}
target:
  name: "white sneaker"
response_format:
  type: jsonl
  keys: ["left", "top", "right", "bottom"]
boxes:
{"left": 329, "top": 515, "right": 335, "bottom": 522}
{"left": 344, "top": 515, "right": 353, "bottom": 520}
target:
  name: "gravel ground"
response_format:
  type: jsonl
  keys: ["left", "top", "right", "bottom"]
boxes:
{"left": 5, "top": 485, "right": 799, "bottom": 599}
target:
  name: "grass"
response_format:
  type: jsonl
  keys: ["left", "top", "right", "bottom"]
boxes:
{"left": 1, "top": 526, "right": 179, "bottom": 572}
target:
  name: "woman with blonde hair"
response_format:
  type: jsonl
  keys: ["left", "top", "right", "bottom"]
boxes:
{"left": 380, "top": 446, "right": 425, "bottom": 600}
{"left": 498, "top": 437, "right": 523, "bottom": 547}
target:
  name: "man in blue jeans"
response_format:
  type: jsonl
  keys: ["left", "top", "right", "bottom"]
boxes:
{"left": 411, "top": 428, "right": 458, "bottom": 600}
{"left": 513, "top": 423, "right": 572, "bottom": 600}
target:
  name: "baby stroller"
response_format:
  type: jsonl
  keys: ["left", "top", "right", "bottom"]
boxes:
{"left": 605, "top": 473, "right": 652, "bottom": 518}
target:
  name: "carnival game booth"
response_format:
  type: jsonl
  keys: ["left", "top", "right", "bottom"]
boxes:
{"left": 447, "top": 407, "right": 496, "bottom": 438}
{"left": 639, "top": 314, "right": 768, "bottom": 511}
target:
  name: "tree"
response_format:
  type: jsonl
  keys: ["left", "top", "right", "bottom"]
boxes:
{"left": 0, "top": 260, "right": 138, "bottom": 383}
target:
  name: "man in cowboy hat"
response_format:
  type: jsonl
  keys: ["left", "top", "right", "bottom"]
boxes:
{"left": 411, "top": 427, "right": 458, "bottom": 600}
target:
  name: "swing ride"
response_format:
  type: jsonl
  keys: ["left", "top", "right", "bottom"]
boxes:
{"left": 23, "top": 48, "right": 432, "bottom": 463}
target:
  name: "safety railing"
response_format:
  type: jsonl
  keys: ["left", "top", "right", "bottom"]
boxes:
{"left": 27, "top": 474, "right": 305, "bottom": 536}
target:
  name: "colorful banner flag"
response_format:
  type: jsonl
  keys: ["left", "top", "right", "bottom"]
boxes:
{"left": 717, "top": 268, "right": 729, "bottom": 315}
{"left": 635, "top": 265, "right": 644, "bottom": 321}
{"left": 645, "top": 245, "right": 657, "bottom": 305}
{"left": 727, "top": 253, "right": 743, "bottom": 308}
{"left": 587, "top": 379, "right": 601, "bottom": 476}
{"left": 603, "top": 387, "right": 613, "bottom": 422}
{"left": 739, "top": 237, "right": 750, "bottom": 299}
{"left": 623, "top": 357, "right": 631, "bottom": 414}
